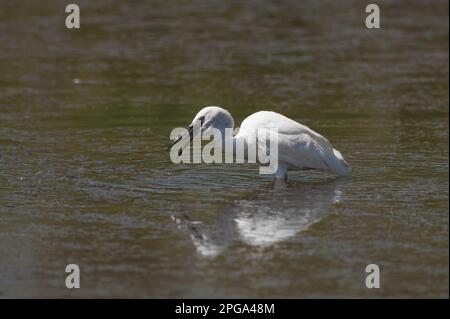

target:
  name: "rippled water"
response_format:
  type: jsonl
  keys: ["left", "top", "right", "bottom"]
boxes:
{"left": 0, "top": 0, "right": 448, "bottom": 298}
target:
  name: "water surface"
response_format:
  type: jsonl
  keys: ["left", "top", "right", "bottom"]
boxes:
{"left": 0, "top": 0, "right": 448, "bottom": 298}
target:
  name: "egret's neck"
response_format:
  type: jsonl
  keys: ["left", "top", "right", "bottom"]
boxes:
{"left": 210, "top": 127, "right": 251, "bottom": 162}
{"left": 212, "top": 125, "right": 240, "bottom": 157}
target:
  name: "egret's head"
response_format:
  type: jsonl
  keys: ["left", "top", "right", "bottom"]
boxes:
{"left": 192, "top": 106, "right": 234, "bottom": 135}
{"left": 167, "top": 106, "right": 234, "bottom": 154}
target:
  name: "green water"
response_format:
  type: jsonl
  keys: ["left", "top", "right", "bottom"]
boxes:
{"left": 0, "top": 0, "right": 448, "bottom": 298}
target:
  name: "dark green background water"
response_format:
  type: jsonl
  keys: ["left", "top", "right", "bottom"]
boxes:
{"left": 0, "top": 0, "right": 448, "bottom": 298}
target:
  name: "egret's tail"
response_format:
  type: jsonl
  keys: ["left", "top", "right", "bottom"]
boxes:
{"left": 328, "top": 148, "right": 351, "bottom": 176}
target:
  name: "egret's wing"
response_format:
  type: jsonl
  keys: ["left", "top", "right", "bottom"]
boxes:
{"left": 238, "top": 111, "right": 349, "bottom": 175}
{"left": 276, "top": 131, "right": 333, "bottom": 170}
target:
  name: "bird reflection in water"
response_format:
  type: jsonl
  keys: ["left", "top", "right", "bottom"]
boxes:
{"left": 174, "top": 178, "right": 349, "bottom": 257}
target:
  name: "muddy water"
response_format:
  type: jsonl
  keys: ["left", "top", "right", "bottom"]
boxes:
{"left": 0, "top": 0, "right": 448, "bottom": 297}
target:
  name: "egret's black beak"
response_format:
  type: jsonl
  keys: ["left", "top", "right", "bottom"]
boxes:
{"left": 167, "top": 116, "right": 204, "bottom": 155}
{"left": 167, "top": 123, "right": 194, "bottom": 155}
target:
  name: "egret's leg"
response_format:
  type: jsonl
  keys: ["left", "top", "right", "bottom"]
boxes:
{"left": 275, "top": 164, "right": 288, "bottom": 181}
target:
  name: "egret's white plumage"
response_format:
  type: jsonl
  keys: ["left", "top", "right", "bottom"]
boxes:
{"left": 178, "top": 106, "right": 350, "bottom": 180}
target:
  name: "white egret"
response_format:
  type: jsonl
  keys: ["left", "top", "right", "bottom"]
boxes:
{"left": 168, "top": 106, "right": 350, "bottom": 180}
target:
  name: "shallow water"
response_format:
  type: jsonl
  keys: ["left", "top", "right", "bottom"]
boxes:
{"left": 0, "top": 0, "right": 448, "bottom": 298}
